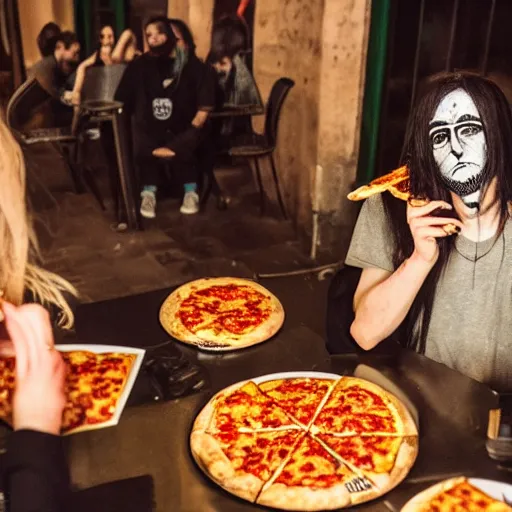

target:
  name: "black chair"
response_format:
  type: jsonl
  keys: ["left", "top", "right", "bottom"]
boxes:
{"left": 6, "top": 77, "right": 84, "bottom": 196}
{"left": 228, "top": 77, "right": 295, "bottom": 218}
{"left": 326, "top": 265, "right": 364, "bottom": 354}
{"left": 73, "top": 64, "right": 129, "bottom": 214}
{"left": 326, "top": 264, "right": 406, "bottom": 355}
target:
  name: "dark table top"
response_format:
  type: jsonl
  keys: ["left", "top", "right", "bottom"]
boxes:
{"left": 210, "top": 104, "right": 264, "bottom": 118}
{"left": 67, "top": 280, "right": 511, "bottom": 512}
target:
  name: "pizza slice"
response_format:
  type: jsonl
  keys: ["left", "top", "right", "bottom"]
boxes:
{"left": 258, "top": 378, "right": 336, "bottom": 428}
{"left": 0, "top": 357, "right": 15, "bottom": 424}
{"left": 315, "top": 434, "right": 418, "bottom": 494}
{"left": 402, "top": 477, "right": 512, "bottom": 512}
{"left": 0, "top": 351, "right": 136, "bottom": 434}
{"left": 257, "top": 434, "right": 379, "bottom": 510}
{"left": 61, "top": 351, "right": 136, "bottom": 434}
{"left": 347, "top": 166, "right": 409, "bottom": 201}
{"left": 311, "top": 377, "right": 417, "bottom": 436}
{"left": 193, "top": 380, "right": 302, "bottom": 434}
{"left": 190, "top": 429, "right": 303, "bottom": 502}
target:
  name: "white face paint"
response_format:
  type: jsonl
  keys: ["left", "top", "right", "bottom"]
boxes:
{"left": 429, "top": 88, "right": 487, "bottom": 208}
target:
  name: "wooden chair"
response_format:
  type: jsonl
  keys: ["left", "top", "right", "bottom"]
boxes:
{"left": 228, "top": 77, "right": 295, "bottom": 218}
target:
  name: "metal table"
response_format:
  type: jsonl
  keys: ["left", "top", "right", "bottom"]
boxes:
{"left": 78, "top": 99, "right": 140, "bottom": 231}
{"left": 66, "top": 280, "right": 511, "bottom": 512}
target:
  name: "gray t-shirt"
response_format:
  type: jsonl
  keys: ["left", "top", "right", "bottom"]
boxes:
{"left": 345, "top": 194, "right": 512, "bottom": 392}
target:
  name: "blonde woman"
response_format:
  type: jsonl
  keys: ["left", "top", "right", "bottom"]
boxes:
{"left": 0, "top": 119, "right": 74, "bottom": 511}
{"left": 0, "top": 119, "right": 76, "bottom": 329}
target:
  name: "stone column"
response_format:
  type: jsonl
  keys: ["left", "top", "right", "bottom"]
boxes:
{"left": 253, "top": 0, "right": 371, "bottom": 257}
{"left": 314, "top": 0, "right": 371, "bottom": 258}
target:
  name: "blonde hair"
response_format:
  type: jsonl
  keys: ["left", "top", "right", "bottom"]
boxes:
{"left": 0, "top": 119, "right": 77, "bottom": 328}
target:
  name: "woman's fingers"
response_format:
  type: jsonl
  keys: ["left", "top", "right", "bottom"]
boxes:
{"left": 3, "top": 303, "right": 30, "bottom": 379}
{"left": 407, "top": 200, "right": 454, "bottom": 222}
{"left": 410, "top": 215, "right": 463, "bottom": 229}
{"left": 414, "top": 226, "right": 455, "bottom": 239}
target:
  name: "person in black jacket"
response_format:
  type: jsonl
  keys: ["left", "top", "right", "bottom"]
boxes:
{"left": 115, "top": 16, "right": 216, "bottom": 219}
{"left": 2, "top": 302, "right": 70, "bottom": 512}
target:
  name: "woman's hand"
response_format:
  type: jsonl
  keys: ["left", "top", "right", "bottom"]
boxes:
{"left": 3, "top": 303, "right": 66, "bottom": 435}
{"left": 407, "top": 199, "right": 463, "bottom": 266}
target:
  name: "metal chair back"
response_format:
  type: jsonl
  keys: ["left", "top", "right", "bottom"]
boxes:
{"left": 264, "top": 77, "right": 295, "bottom": 149}
{"left": 81, "top": 64, "right": 127, "bottom": 103}
{"left": 6, "top": 77, "right": 53, "bottom": 132}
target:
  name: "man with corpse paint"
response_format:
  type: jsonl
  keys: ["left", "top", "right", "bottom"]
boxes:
{"left": 115, "top": 16, "right": 215, "bottom": 219}
{"left": 344, "top": 72, "right": 512, "bottom": 392}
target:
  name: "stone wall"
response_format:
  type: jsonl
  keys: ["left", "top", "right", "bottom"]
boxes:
{"left": 253, "top": 0, "right": 371, "bottom": 257}
{"left": 18, "top": 0, "right": 75, "bottom": 68}
{"left": 168, "top": 0, "right": 214, "bottom": 60}
{"left": 252, "top": 0, "right": 324, "bottom": 236}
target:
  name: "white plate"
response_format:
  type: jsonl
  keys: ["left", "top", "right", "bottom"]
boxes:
{"left": 57, "top": 344, "right": 145, "bottom": 435}
{"left": 469, "top": 478, "right": 512, "bottom": 503}
{"left": 401, "top": 477, "right": 512, "bottom": 510}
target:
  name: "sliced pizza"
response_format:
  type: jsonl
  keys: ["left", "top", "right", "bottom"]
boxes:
{"left": 257, "top": 434, "right": 379, "bottom": 510}
{"left": 258, "top": 378, "right": 335, "bottom": 428}
{"left": 315, "top": 434, "right": 418, "bottom": 493}
{"left": 401, "top": 477, "right": 512, "bottom": 512}
{"left": 193, "top": 380, "right": 301, "bottom": 434}
{"left": 311, "top": 377, "right": 417, "bottom": 436}
{"left": 347, "top": 166, "right": 409, "bottom": 201}
{"left": 190, "top": 429, "right": 304, "bottom": 502}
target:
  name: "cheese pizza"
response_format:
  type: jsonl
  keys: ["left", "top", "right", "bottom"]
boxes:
{"left": 0, "top": 350, "right": 136, "bottom": 435}
{"left": 401, "top": 477, "right": 512, "bottom": 511}
{"left": 191, "top": 375, "right": 418, "bottom": 510}
{"left": 159, "top": 277, "right": 285, "bottom": 350}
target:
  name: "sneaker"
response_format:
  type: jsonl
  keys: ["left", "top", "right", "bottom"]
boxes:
{"left": 180, "top": 191, "right": 200, "bottom": 215}
{"left": 140, "top": 190, "right": 156, "bottom": 219}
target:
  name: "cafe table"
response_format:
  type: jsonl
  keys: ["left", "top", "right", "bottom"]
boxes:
{"left": 64, "top": 279, "right": 510, "bottom": 512}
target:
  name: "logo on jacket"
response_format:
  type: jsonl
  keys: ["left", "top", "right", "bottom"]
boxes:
{"left": 152, "top": 98, "right": 173, "bottom": 120}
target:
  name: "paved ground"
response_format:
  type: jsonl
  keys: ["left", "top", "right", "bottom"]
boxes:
{"left": 26, "top": 142, "right": 339, "bottom": 337}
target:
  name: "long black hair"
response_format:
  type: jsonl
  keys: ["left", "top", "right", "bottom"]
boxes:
{"left": 384, "top": 72, "right": 512, "bottom": 353}
{"left": 169, "top": 18, "right": 196, "bottom": 53}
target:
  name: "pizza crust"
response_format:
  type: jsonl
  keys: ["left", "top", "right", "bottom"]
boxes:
{"left": 401, "top": 477, "right": 512, "bottom": 512}
{"left": 360, "top": 436, "right": 418, "bottom": 495}
{"left": 159, "top": 277, "right": 285, "bottom": 350}
{"left": 190, "top": 431, "right": 264, "bottom": 502}
{"left": 257, "top": 481, "right": 352, "bottom": 511}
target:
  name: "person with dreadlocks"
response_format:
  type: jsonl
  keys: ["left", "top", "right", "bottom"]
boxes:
{"left": 346, "top": 72, "right": 512, "bottom": 392}
{"left": 115, "top": 16, "right": 215, "bottom": 219}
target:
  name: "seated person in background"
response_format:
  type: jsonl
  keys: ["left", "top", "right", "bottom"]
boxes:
{"left": 71, "top": 25, "right": 141, "bottom": 106}
{"left": 28, "top": 31, "right": 81, "bottom": 126}
{"left": 36, "top": 22, "right": 61, "bottom": 58}
{"left": 346, "top": 72, "right": 512, "bottom": 392}
{"left": 0, "top": 119, "right": 75, "bottom": 511}
{"left": 115, "top": 16, "right": 215, "bottom": 219}
{"left": 207, "top": 15, "right": 261, "bottom": 145}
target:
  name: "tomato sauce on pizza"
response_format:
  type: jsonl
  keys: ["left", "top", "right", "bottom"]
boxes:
{"left": 191, "top": 375, "right": 419, "bottom": 510}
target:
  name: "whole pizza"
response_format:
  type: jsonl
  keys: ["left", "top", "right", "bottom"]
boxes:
{"left": 401, "top": 477, "right": 512, "bottom": 511}
{"left": 0, "top": 350, "right": 137, "bottom": 435}
{"left": 190, "top": 374, "right": 419, "bottom": 510}
{"left": 159, "top": 277, "right": 285, "bottom": 350}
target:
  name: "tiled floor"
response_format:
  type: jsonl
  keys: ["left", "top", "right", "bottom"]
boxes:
{"left": 27, "top": 143, "right": 337, "bottom": 317}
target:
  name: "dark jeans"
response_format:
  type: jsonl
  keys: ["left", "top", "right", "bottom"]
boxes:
{"left": 135, "top": 127, "right": 204, "bottom": 189}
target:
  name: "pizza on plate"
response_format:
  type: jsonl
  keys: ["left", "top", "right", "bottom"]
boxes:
{"left": 159, "top": 277, "right": 285, "bottom": 350}
{"left": 191, "top": 375, "right": 419, "bottom": 511}
{"left": 401, "top": 477, "right": 512, "bottom": 511}
{"left": 0, "top": 350, "right": 136, "bottom": 435}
